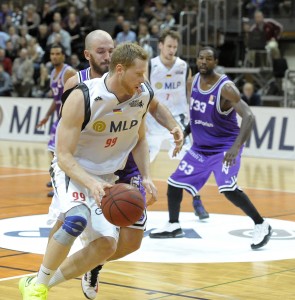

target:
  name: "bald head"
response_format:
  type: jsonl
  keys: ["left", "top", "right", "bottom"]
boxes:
{"left": 84, "top": 30, "right": 115, "bottom": 77}
{"left": 85, "top": 30, "right": 114, "bottom": 51}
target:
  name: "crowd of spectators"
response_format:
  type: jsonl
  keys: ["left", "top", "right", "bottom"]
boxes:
{"left": 0, "top": 0, "right": 291, "bottom": 103}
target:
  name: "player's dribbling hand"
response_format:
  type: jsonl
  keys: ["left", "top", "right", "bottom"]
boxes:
{"left": 91, "top": 181, "right": 113, "bottom": 207}
{"left": 142, "top": 177, "right": 158, "bottom": 206}
{"left": 170, "top": 126, "right": 184, "bottom": 157}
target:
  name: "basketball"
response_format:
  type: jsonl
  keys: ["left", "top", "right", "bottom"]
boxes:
{"left": 101, "top": 183, "right": 145, "bottom": 227}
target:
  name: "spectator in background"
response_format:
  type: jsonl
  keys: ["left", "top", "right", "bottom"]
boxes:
{"left": 80, "top": 6, "right": 95, "bottom": 36}
{"left": 0, "top": 47, "right": 12, "bottom": 74}
{"left": 0, "top": 62, "right": 12, "bottom": 96}
{"left": 241, "top": 82, "right": 261, "bottom": 106}
{"left": 47, "top": 22, "right": 72, "bottom": 56}
{"left": 39, "top": 2, "right": 54, "bottom": 25}
{"left": 12, "top": 48, "right": 34, "bottom": 97}
{"left": 19, "top": 24, "right": 33, "bottom": 44}
{"left": 11, "top": 5, "right": 23, "bottom": 27}
{"left": 112, "top": 15, "right": 124, "bottom": 39}
{"left": 0, "top": 3, "right": 12, "bottom": 26}
{"left": 5, "top": 40, "right": 18, "bottom": 61}
{"left": 22, "top": 4, "right": 40, "bottom": 37}
{"left": 250, "top": 10, "right": 283, "bottom": 59}
{"left": 0, "top": 27, "right": 9, "bottom": 48}
{"left": 70, "top": 53, "right": 86, "bottom": 71}
{"left": 7, "top": 25, "right": 20, "bottom": 49}
{"left": 2, "top": 14, "right": 15, "bottom": 33}
{"left": 64, "top": 11, "right": 82, "bottom": 54}
{"left": 115, "top": 21, "right": 137, "bottom": 44}
{"left": 36, "top": 24, "right": 50, "bottom": 51}
{"left": 27, "top": 37, "right": 45, "bottom": 83}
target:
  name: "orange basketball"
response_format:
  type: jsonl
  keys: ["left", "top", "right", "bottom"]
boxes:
{"left": 101, "top": 183, "right": 145, "bottom": 227}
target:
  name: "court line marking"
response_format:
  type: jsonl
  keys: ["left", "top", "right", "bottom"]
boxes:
{"left": 0, "top": 172, "right": 49, "bottom": 178}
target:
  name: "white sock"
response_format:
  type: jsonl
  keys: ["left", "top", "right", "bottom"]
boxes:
{"left": 36, "top": 265, "right": 55, "bottom": 286}
{"left": 48, "top": 268, "right": 66, "bottom": 288}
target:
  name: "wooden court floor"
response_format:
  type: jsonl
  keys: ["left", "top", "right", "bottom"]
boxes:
{"left": 0, "top": 140, "right": 295, "bottom": 300}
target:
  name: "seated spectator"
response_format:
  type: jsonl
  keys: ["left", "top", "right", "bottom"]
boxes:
{"left": 70, "top": 53, "right": 86, "bottom": 71}
{"left": 22, "top": 4, "right": 40, "bottom": 37}
{"left": 2, "top": 15, "right": 15, "bottom": 33}
{"left": 64, "top": 12, "right": 82, "bottom": 54}
{"left": 12, "top": 48, "right": 34, "bottom": 97}
{"left": 27, "top": 37, "right": 44, "bottom": 83}
{"left": 5, "top": 40, "right": 18, "bottom": 61}
{"left": 80, "top": 6, "right": 94, "bottom": 36}
{"left": 39, "top": 2, "right": 54, "bottom": 26}
{"left": 19, "top": 24, "right": 33, "bottom": 44}
{"left": 0, "top": 62, "right": 12, "bottom": 96}
{"left": 0, "top": 3, "right": 12, "bottom": 26}
{"left": 7, "top": 25, "right": 20, "bottom": 49}
{"left": 0, "top": 47, "right": 12, "bottom": 74}
{"left": 112, "top": 15, "right": 124, "bottom": 39}
{"left": 0, "top": 27, "right": 10, "bottom": 48}
{"left": 11, "top": 5, "right": 23, "bottom": 27}
{"left": 47, "top": 22, "right": 71, "bottom": 56}
{"left": 116, "top": 21, "right": 137, "bottom": 45}
{"left": 36, "top": 23, "right": 49, "bottom": 51}
{"left": 241, "top": 82, "right": 261, "bottom": 106}
{"left": 249, "top": 10, "right": 283, "bottom": 59}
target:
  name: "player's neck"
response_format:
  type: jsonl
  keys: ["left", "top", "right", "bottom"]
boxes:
{"left": 106, "top": 74, "right": 133, "bottom": 103}
{"left": 160, "top": 55, "right": 176, "bottom": 69}
{"left": 54, "top": 63, "right": 64, "bottom": 73}
{"left": 90, "top": 68, "right": 103, "bottom": 79}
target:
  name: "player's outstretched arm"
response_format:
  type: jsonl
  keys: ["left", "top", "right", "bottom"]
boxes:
{"left": 131, "top": 118, "right": 158, "bottom": 206}
{"left": 221, "top": 83, "right": 254, "bottom": 166}
{"left": 148, "top": 97, "right": 184, "bottom": 156}
{"left": 57, "top": 88, "right": 112, "bottom": 204}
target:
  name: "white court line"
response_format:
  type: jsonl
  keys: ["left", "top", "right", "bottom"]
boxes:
{"left": 0, "top": 273, "right": 37, "bottom": 282}
{"left": 0, "top": 172, "right": 49, "bottom": 178}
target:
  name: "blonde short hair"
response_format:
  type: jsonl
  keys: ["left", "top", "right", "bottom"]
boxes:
{"left": 109, "top": 43, "right": 148, "bottom": 74}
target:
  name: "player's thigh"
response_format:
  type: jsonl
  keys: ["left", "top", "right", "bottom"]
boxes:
{"left": 168, "top": 151, "right": 211, "bottom": 197}
{"left": 212, "top": 151, "right": 242, "bottom": 192}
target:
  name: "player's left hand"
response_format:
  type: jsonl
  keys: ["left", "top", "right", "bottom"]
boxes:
{"left": 142, "top": 177, "right": 158, "bottom": 206}
{"left": 223, "top": 145, "right": 240, "bottom": 166}
{"left": 170, "top": 126, "right": 184, "bottom": 158}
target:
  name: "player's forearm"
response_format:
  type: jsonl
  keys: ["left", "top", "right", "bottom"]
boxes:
{"left": 150, "top": 102, "right": 179, "bottom": 131}
{"left": 234, "top": 112, "right": 254, "bottom": 148}
{"left": 57, "top": 152, "right": 97, "bottom": 189}
{"left": 131, "top": 138, "right": 151, "bottom": 179}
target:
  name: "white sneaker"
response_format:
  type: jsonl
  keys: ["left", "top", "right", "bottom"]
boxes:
{"left": 81, "top": 267, "right": 100, "bottom": 300}
{"left": 251, "top": 221, "right": 272, "bottom": 250}
{"left": 149, "top": 222, "right": 184, "bottom": 238}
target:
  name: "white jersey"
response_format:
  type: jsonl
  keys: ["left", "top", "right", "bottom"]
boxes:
{"left": 149, "top": 56, "right": 189, "bottom": 116}
{"left": 56, "top": 73, "right": 153, "bottom": 175}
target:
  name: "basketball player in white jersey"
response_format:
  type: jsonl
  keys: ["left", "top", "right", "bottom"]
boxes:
{"left": 146, "top": 29, "right": 209, "bottom": 221}
{"left": 19, "top": 43, "right": 158, "bottom": 300}
{"left": 62, "top": 30, "right": 184, "bottom": 299}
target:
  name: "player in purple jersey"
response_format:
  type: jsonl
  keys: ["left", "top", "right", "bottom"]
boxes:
{"left": 36, "top": 44, "right": 76, "bottom": 197}
{"left": 52, "top": 30, "right": 183, "bottom": 300}
{"left": 150, "top": 47, "right": 272, "bottom": 250}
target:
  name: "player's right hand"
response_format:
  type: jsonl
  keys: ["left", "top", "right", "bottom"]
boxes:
{"left": 90, "top": 181, "right": 113, "bottom": 207}
{"left": 170, "top": 126, "right": 184, "bottom": 157}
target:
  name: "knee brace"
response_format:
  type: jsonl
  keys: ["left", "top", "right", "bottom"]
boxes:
{"left": 53, "top": 205, "right": 90, "bottom": 246}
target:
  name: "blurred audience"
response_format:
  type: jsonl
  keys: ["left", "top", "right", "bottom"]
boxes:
{"left": 241, "top": 82, "right": 261, "bottom": 106}
{"left": 22, "top": 4, "right": 40, "bottom": 36}
{"left": 249, "top": 10, "right": 283, "bottom": 59}
{"left": 115, "top": 21, "right": 137, "bottom": 44}
{"left": 12, "top": 48, "right": 34, "bottom": 97}
{"left": 0, "top": 47, "right": 12, "bottom": 74}
{"left": 0, "top": 62, "right": 12, "bottom": 96}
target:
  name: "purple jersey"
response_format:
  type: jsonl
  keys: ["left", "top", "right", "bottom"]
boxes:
{"left": 50, "top": 64, "right": 71, "bottom": 118}
{"left": 77, "top": 67, "right": 91, "bottom": 82}
{"left": 48, "top": 64, "right": 71, "bottom": 152}
{"left": 190, "top": 73, "right": 240, "bottom": 153}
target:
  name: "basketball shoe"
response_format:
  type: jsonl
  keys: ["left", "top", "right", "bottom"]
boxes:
{"left": 192, "top": 199, "right": 209, "bottom": 220}
{"left": 81, "top": 265, "right": 101, "bottom": 299}
{"left": 251, "top": 221, "right": 272, "bottom": 250}
{"left": 19, "top": 276, "right": 48, "bottom": 300}
{"left": 149, "top": 222, "right": 184, "bottom": 238}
